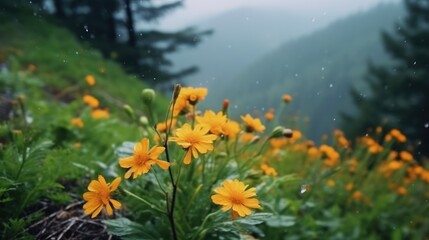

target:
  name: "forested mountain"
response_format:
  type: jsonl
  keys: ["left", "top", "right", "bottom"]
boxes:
{"left": 203, "top": 3, "right": 404, "bottom": 141}
{"left": 170, "top": 7, "right": 334, "bottom": 87}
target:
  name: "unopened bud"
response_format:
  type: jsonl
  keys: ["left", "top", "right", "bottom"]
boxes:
{"left": 141, "top": 88, "right": 156, "bottom": 105}
{"left": 123, "top": 104, "right": 135, "bottom": 120}
{"left": 173, "top": 84, "right": 181, "bottom": 101}
{"left": 283, "top": 128, "right": 293, "bottom": 138}
{"left": 282, "top": 94, "right": 292, "bottom": 103}
{"left": 222, "top": 99, "right": 229, "bottom": 115}
{"left": 249, "top": 135, "right": 260, "bottom": 144}
{"left": 269, "top": 126, "right": 286, "bottom": 139}
{"left": 139, "top": 116, "right": 149, "bottom": 126}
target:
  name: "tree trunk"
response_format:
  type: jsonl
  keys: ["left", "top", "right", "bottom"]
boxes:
{"left": 53, "top": 0, "right": 65, "bottom": 18}
{"left": 124, "top": 0, "right": 136, "bottom": 47}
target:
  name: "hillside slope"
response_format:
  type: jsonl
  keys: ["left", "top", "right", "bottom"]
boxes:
{"left": 206, "top": 3, "right": 404, "bottom": 140}
{"left": 0, "top": 7, "right": 168, "bottom": 115}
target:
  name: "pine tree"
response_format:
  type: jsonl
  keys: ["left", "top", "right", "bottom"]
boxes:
{"left": 343, "top": 0, "right": 429, "bottom": 157}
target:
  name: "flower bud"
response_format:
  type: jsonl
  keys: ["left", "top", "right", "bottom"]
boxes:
{"left": 282, "top": 94, "right": 292, "bottom": 103}
{"left": 222, "top": 99, "right": 229, "bottom": 115}
{"left": 283, "top": 128, "right": 293, "bottom": 138}
{"left": 123, "top": 104, "right": 135, "bottom": 120}
{"left": 139, "top": 116, "right": 149, "bottom": 126}
{"left": 269, "top": 126, "right": 286, "bottom": 139}
{"left": 141, "top": 88, "right": 156, "bottom": 105}
{"left": 173, "top": 84, "right": 181, "bottom": 102}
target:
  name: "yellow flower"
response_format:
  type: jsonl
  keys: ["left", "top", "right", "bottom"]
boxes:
{"left": 83, "top": 175, "right": 121, "bottom": 218}
{"left": 156, "top": 118, "right": 177, "bottom": 133}
{"left": 326, "top": 179, "right": 335, "bottom": 188}
{"left": 221, "top": 120, "right": 241, "bottom": 139}
{"left": 83, "top": 94, "right": 99, "bottom": 108}
{"left": 169, "top": 123, "right": 217, "bottom": 164}
{"left": 352, "top": 191, "right": 363, "bottom": 201}
{"left": 196, "top": 110, "right": 227, "bottom": 135}
{"left": 85, "top": 74, "right": 96, "bottom": 86}
{"left": 399, "top": 150, "right": 413, "bottom": 162}
{"left": 71, "top": 118, "right": 84, "bottom": 128}
{"left": 264, "top": 109, "right": 275, "bottom": 121}
{"left": 261, "top": 163, "right": 278, "bottom": 177}
{"left": 172, "top": 97, "right": 189, "bottom": 116}
{"left": 211, "top": 179, "right": 261, "bottom": 219}
{"left": 386, "top": 129, "right": 406, "bottom": 143}
{"left": 180, "top": 87, "right": 208, "bottom": 105}
{"left": 241, "top": 114, "right": 265, "bottom": 133}
{"left": 91, "top": 109, "right": 110, "bottom": 119}
{"left": 345, "top": 182, "right": 353, "bottom": 191}
{"left": 119, "top": 138, "right": 170, "bottom": 179}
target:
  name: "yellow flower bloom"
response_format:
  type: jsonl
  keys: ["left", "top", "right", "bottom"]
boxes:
{"left": 83, "top": 175, "right": 121, "bottom": 218}
{"left": 196, "top": 110, "right": 227, "bottom": 135}
{"left": 85, "top": 74, "right": 96, "bottom": 86}
{"left": 399, "top": 150, "right": 413, "bottom": 162}
{"left": 211, "top": 179, "right": 261, "bottom": 219}
{"left": 119, "top": 138, "right": 170, "bottom": 179}
{"left": 326, "top": 179, "right": 335, "bottom": 188}
{"left": 180, "top": 87, "right": 208, "bottom": 105}
{"left": 83, "top": 94, "right": 99, "bottom": 108}
{"left": 156, "top": 118, "right": 177, "bottom": 133}
{"left": 241, "top": 114, "right": 265, "bottom": 133}
{"left": 169, "top": 123, "right": 217, "bottom": 164}
{"left": 91, "top": 109, "right": 110, "bottom": 119}
{"left": 221, "top": 120, "right": 241, "bottom": 139}
{"left": 261, "top": 163, "right": 278, "bottom": 177}
{"left": 71, "top": 117, "right": 84, "bottom": 128}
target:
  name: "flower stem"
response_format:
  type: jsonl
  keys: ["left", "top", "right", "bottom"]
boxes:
{"left": 122, "top": 188, "right": 165, "bottom": 214}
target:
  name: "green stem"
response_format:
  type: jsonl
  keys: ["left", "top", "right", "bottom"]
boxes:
{"left": 15, "top": 140, "right": 28, "bottom": 181}
{"left": 122, "top": 188, "right": 165, "bottom": 214}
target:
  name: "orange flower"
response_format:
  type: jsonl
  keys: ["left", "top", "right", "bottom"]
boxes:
{"left": 169, "top": 123, "right": 217, "bottom": 164}
{"left": 71, "top": 118, "right": 84, "bottom": 128}
{"left": 83, "top": 94, "right": 99, "bottom": 108}
{"left": 221, "top": 120, "right": 241, "bottom": 139}
{"left": 196, "top": 110, "right": 227, "bottom": 135}
{"left": 399, "top": 151, "right": 413, "bottom": 162}
{"left": 156, "top": 118, "right": 177, "bottom": 133}
{"left": 85, "top": 74, "right": 96, "bottom": 86}
{"left": 91, "top": 109, "right": 109, "bottom": 119}
{"left": 28, "top": 63, "right": 36, "bottom": 72}
{"left": 264, "top": 109, "right": 275, "bottom": 121}
{"left": 282, "top": 94, "right": 292, "bottom": 103}
{"left": 261, "top": 163, "right": 278, "bottom": 176}
{"left": 83, "top": 175, "right": 121, "bottom": 218}
{"left": 119, "top": 138, "right": 170, "bottom": 179}
{"left": 211, "top": 179, "right": 261, "bottom": 219}
{"left": 241, "top": 114, "right": 265, "bottom": 133}
{"left": 179, "top": 87, "right": 208, "bottom": 105}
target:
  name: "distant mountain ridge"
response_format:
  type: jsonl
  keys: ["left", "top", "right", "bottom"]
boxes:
{"left": 170, "top": 7, "right": 335, "bottom": 87}
{"left": 203, "top": 3, "right": 404, "bottom": 140}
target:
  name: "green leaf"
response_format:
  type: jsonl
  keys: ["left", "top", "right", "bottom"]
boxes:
{"left": 103, "top": 218, "right": 157, "bottom": 240}
{"left": 265, "top": 215, "right": 296, "bottom": 228}
{"left": 234, "top": 213, "right": 272, "bottom": 225}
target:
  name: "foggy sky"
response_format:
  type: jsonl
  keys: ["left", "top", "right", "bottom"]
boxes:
{"left": 157, "top": 0, "right": 400, "bottom": 30}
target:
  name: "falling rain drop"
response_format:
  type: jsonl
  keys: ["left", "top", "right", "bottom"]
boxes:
{"left": 425, "top": 123, "right": 429, "bottom": 128}
{"left": 329, "top": 84, "right": 333, "bottom": 88}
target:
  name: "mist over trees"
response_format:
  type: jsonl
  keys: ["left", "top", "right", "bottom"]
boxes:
{"left": 343, "top": 0, "right": 429, "bottom": 157}
{"left": 1, "top": 0, "right": 211, "bottom": 84}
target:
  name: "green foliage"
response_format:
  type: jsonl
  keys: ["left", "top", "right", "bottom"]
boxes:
{"left": 344, "top": 0, "right": 429, "bottom": 157}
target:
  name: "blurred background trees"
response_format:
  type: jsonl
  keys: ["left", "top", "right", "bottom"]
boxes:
{"left": 343, "top": 0, "right": 429, "bottom": 157}
{"left": 1, "top": 0, "right": 210, "bottom": 84}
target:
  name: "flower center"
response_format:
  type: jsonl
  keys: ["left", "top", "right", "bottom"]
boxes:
{"left": 135, "top": 152, "right": 149, "bottom": 165}
{"left": 185, "top": 132, "right": 200, "bottom": 145}
{"left": 230, "top": 194, "right": 244, "bottom": 205}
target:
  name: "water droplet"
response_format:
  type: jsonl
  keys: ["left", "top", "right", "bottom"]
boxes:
{"left": 300, "top": 185, "right": 307, "bottom": 194}
{"left": 311, "top": 18, "right": 316, "bottom": 22}
{"left": 295, "top": 73, "right": 299, "bottom": 77}
{"left": 75, "top": 51, "right": 79, "bottom": 55}
{"left": 321, "top": 67, "right": 325, "bottom": 71}
{"left": 413, "top": 61, "right": 417, "bottom": 65}
{"left": 329, "top": 84, "right": 333, "bottom": 88}
{"left": 333, "top": 118, "right": 336, "bottom": 121}
{"left": 425, "top": 123, "right": 429, "bottom": 128}
{"left": 234, "top": 105, "right": 238, "bottom": 109}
